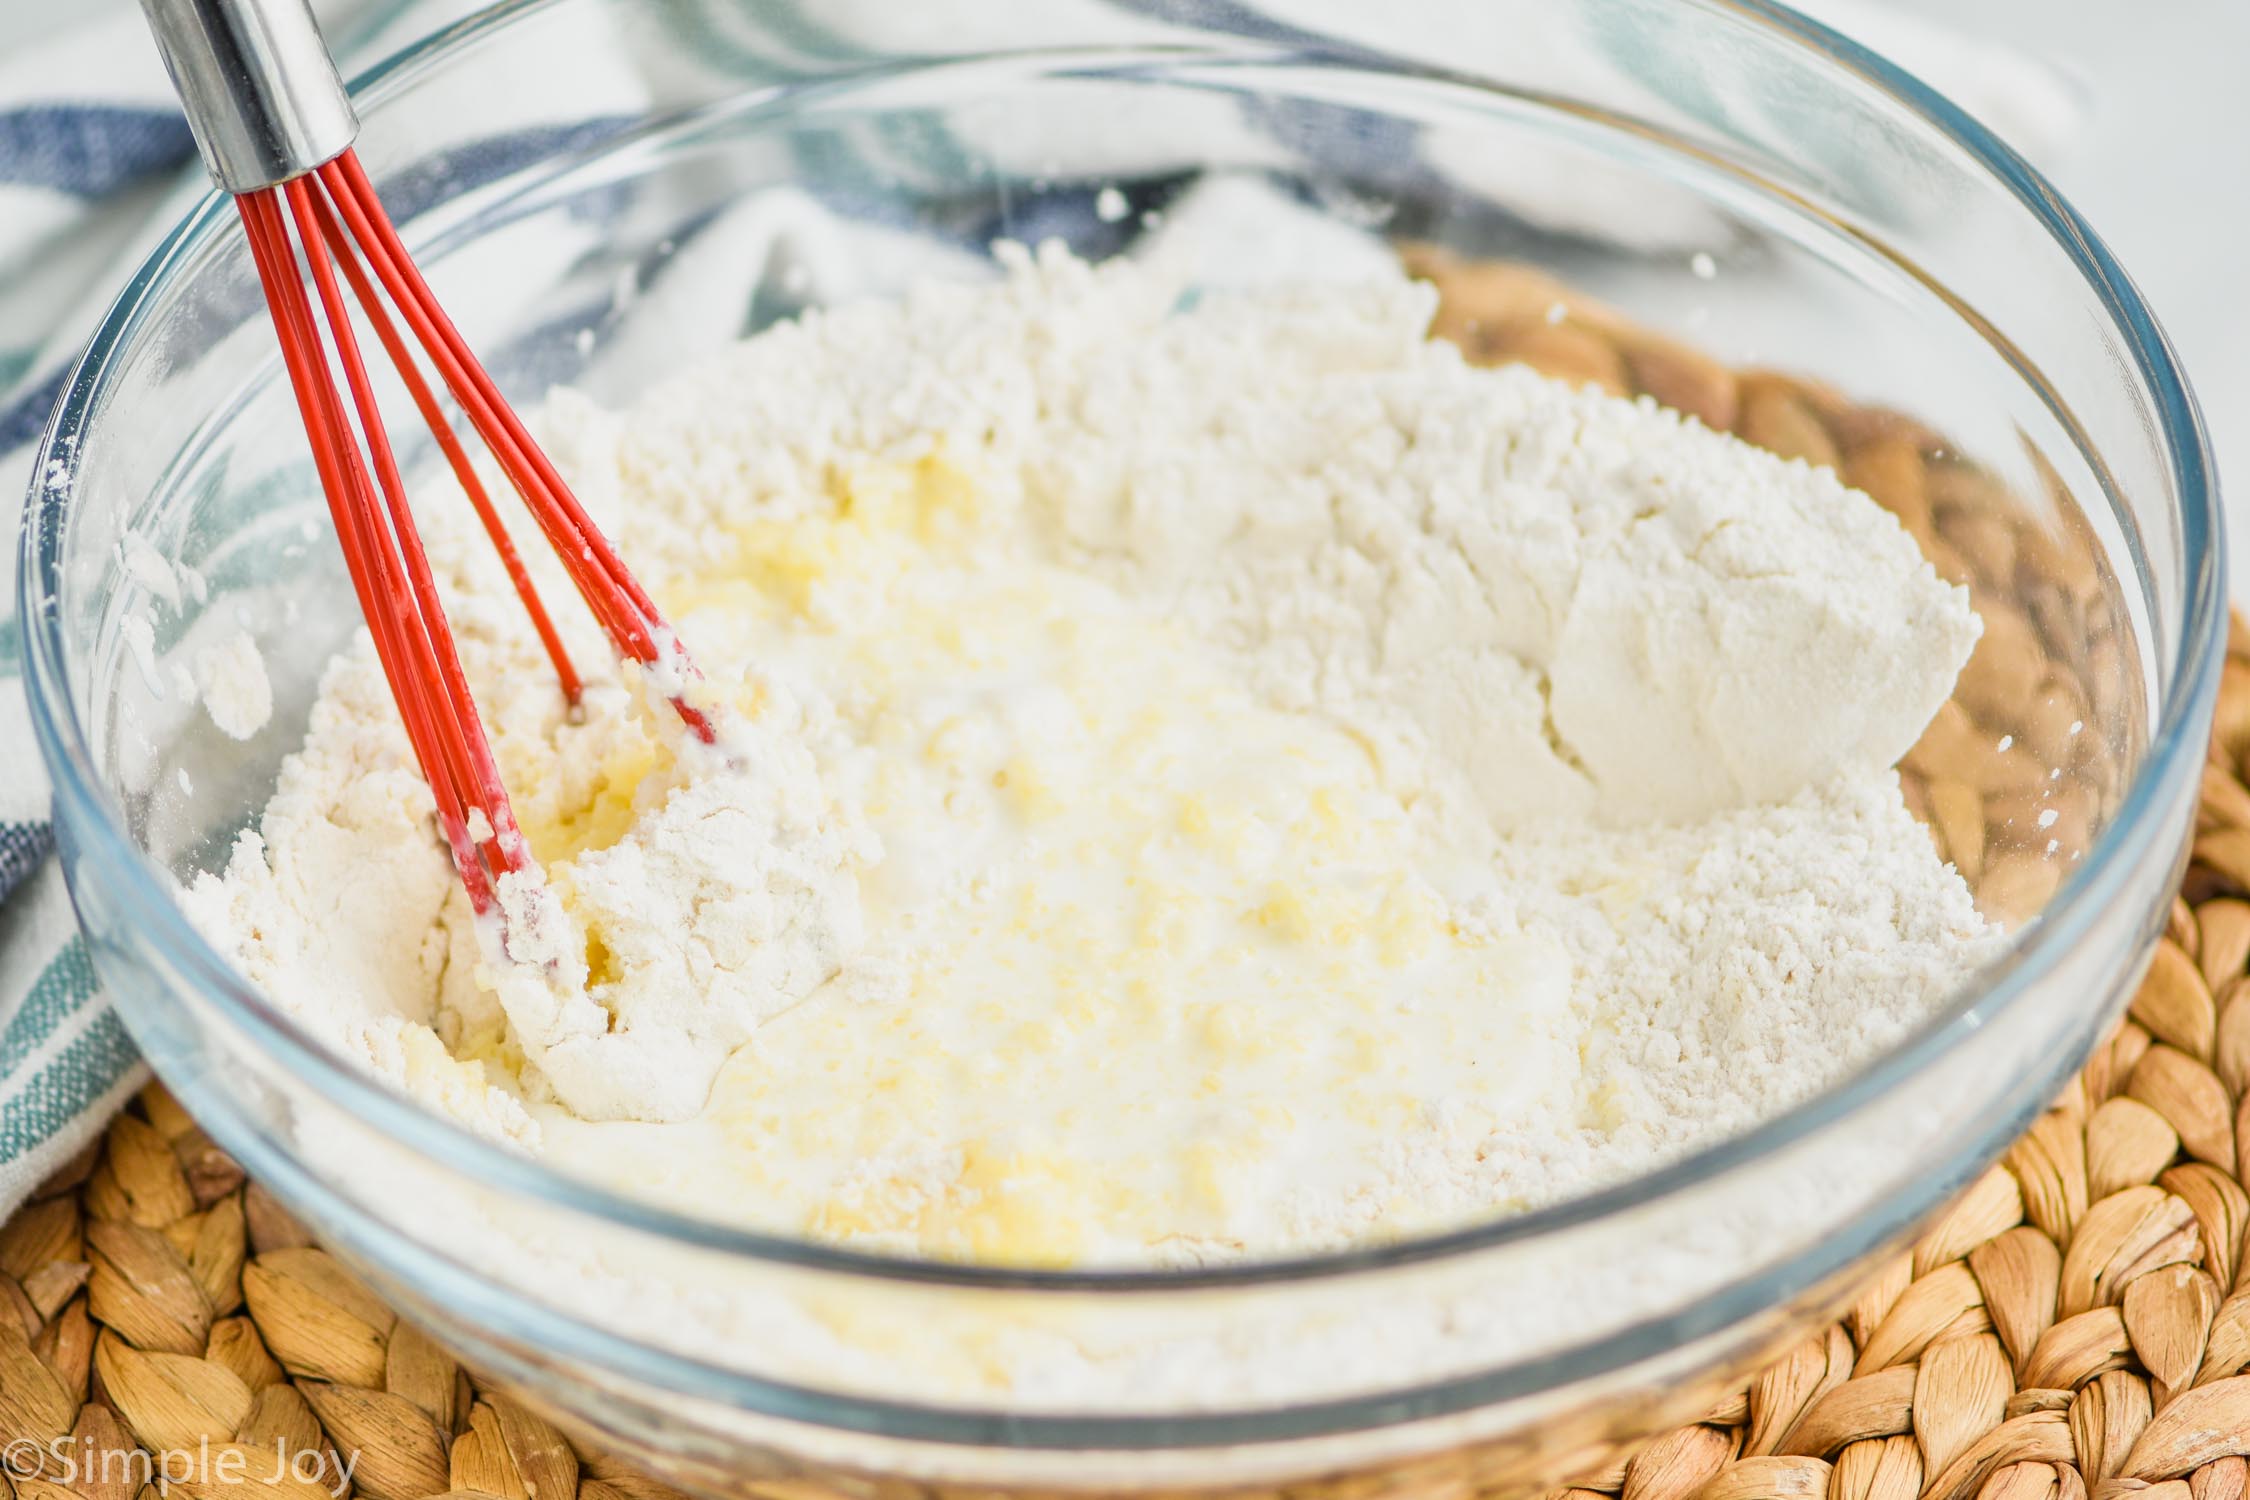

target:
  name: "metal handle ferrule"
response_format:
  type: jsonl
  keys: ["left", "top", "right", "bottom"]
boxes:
{"left": 139, "top": 0, "right": 358, "bottom": 193}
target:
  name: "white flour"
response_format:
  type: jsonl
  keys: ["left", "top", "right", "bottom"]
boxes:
{"left": 190, "top": 627, "right": 272, "bottom": 740}
{"left": 185, "top": 247, "right": 1997, "bottom": 1272}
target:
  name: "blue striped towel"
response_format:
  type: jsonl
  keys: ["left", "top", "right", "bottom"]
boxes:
{"left": 0, "top": 0, "right": 2083, "bottom": 1225}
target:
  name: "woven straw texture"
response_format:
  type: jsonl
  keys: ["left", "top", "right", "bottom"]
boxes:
{"left": 0, "top": 259, "right": 2215, "bottom": 1496}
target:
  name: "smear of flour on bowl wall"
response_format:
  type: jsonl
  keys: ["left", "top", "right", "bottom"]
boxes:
{"left": 182, "top": 244, "right": 2000, "bottom": 1270}
{"left": 190, "top": 627, "right": 272, "bottom": 740}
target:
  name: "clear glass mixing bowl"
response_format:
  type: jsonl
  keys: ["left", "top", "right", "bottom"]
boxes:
{"left": 18, "top": 0, "right": 2223, "bottom": 1493}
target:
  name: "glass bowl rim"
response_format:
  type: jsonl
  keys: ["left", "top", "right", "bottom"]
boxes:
{"left": 14, "top": 0, "right": 2225, "bottom": 1374}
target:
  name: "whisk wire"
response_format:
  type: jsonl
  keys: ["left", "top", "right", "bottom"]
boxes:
{"left": 304, "top": 187, "right": 585, "bottom": 706}
{"left": 234, "top": 189, "right": 483, "bottom": 900}
{"left": 284, "top": 175, "right": 527, "bottom": 874}
{"left": 316, "top": 153, "right": 716, "bottom": 745}
{"left": 235, "top": 175, "right": 530, "bottom": 911}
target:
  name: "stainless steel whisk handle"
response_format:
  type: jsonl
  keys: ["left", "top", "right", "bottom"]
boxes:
{"left": 139, "top": 0, "right": 358, "bottom": 193}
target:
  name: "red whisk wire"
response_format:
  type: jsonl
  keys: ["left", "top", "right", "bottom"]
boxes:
{"left": 230, "top": 147, "right": 714, "bottom": 912}
{"left": 303, "top": 187, "right": 584, "bottom": 707}
{"left": 283, "top": 176, "right": 529, "bottom": 876}
{"left": 235, "top": 189, "right": 508, "bottom": 911}
{"left": 315, "top": 152, "right": 715, "bottom": 744}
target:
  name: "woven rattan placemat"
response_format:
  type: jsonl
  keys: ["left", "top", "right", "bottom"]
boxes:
{"left": 0, "top": 260, "right": 2231, "bottom": 1498}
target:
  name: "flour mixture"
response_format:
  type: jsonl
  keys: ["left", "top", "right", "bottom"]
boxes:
{"left": 184, "top": 246, "right": 2000, "bottom": 1267}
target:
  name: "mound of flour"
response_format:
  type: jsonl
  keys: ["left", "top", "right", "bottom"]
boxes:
{"left": 184, "top": 245, "right": 1998, "bottom": 1263}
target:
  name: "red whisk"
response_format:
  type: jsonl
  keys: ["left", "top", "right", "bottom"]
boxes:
{"left": 140, "top": 0, "right": 713, "bottom": 916}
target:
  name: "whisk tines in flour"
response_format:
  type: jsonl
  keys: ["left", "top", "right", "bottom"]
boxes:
{"left": 138, "top": 0, "right": 716, "bottom": 915}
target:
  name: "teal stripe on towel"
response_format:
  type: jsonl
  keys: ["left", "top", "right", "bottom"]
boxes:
{"left": 0, "top": 935, "right": 99, "bottom": 1082}
{"left": 0, "top": 1008, "right": 136, "bottom": 1160}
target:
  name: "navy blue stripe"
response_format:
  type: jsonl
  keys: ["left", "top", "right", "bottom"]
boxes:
{"left": 378, "top": 117, "right": 638, "bottom": 225}
{"left": 1105, "top": 0, "right": 1353, "bottom": 50}
{"left": 0, "top": 824, "right": 49, "bottom": 906}
{"left": 0, "top": 104, "right": 194, "bottom": 195}
{"left": 0, "top": 362, "right": 66, "bottom": 454}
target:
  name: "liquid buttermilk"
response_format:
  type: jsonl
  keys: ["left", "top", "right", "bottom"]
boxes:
{"left": 185, "top": 246, "right": 2000, "bottom": 1268}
